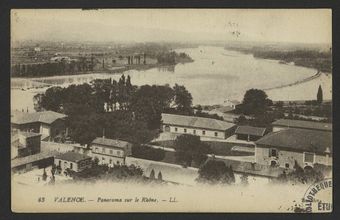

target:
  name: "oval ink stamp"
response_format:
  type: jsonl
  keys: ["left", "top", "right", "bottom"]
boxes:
{"left": 302, "top": 178, "right": 332, "bottom": 213}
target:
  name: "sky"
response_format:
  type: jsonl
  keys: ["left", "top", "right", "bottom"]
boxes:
{"left": 11, "top": 9, "right": 332, "bottom": 44}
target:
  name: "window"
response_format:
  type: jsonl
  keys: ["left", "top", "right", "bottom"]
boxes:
{"left": 109, "top": 159, "right": 112, "bottom": 164}
{"left": 175, "top": 127, "right": 178, "bottom": 132}
{"left": 102, "top": 148, "right": 105, "bottom": 153}
{"left": 58, "top": 160, "right": 61, "bottom": 166}
{"left": 270, "top": 148, "right": 278, "bottom": 157}
{"left": 110, "top": 150, "right": 113, "bottom": 154}
{"left": 193, "top": 130, "right": 196, "bottom": 135}
{"left": 184, "top": 128, "right": 187, "bottom": 133}
{"left": 304, "top": 152, "right": 315, "bottom": 163}
{"left": 214, "top": 132, "right": 218, "bottom": 137}
{"left": 102, "top": 157, "right": 105, "bottom": 161}
{"left": 70, "top": 163, "right": 73, "bottom": 169}
{"left": 95, "top": 147, "right": 98, "bottom": 152}
{"left": 117, "top": 151, "right": 121, "bottom": 156}
{"left": 202, "top": 130, "right": 206, "bottom": 135}
{"left": 270, "top": 160, "right": 277, "bottom": 167}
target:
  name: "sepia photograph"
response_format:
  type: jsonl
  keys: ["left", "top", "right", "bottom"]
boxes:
{"left": 10, "top": 9, "right": 332, "bottom": 213}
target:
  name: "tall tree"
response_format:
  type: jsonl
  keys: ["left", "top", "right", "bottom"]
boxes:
{"left": 317, "top": 85, "right": 323, "bottom": 105}
{"left": 174, "top": 134, "right": 211, "bottom": 167}
{"left": 130, "top": 85, "right": 174, "bottom": 129}
{"left": 172, "top": 84, "right": 193, "bottom": 114}
{"left": 40, "top": 86, "right": 64, "bottom": 112}
{"left": 240, "top": 89, "right": 272, "bottom": 115}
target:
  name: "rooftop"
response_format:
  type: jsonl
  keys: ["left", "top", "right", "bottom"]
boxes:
{"left": 12, "top": 150, "right": 60, "bottom": 168}
{"left": 55, "top": 151, "right": 91, "bottom": 163}
{"left": 161, "top": 113, "right": 235, "bottom": 131}
{"left": 256, "top": 128, "right": 332, "bottom": 154}
{"left": 11, "top": 110, "right": 67, "bottom": 125}
{"left": 11, "top": 131, "right": 41, "bottom": 148}
{"left": 235, "top": 125, "right": 266, "bottom": 136}
{"left": 91, "top": 137, "right": 131, "bottom": 149}
{"left": 272, "top": 119, "right": 332, "bottom": 131}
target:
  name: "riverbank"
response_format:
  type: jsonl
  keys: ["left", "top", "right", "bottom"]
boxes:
{"left": 224, "top": 46, "right": 332, "bottom": 73}
{"left": 11, "top": 63, "right": 180, "bottom": 90}
{"left": 265, "top": 72, "right": 332, "bottom": 101}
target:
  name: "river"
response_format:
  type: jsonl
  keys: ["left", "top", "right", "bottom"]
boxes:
{"left": 11, "top": 46, "right": 331, "bottom": 112}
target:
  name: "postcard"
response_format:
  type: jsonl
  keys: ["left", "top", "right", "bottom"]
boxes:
{"left": 11, "top": 9, "right": 332, "bottom": 213}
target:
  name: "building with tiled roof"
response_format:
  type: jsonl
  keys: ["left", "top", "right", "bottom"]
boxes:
{"left": 54, "top": 151, "right": 92, "bottom": 172}
{"left": 235, "top": 125, "right": 266, "bottom": 141}
{"left": 255, "top": 128, "right": 332, "bottom": 170}
{"left": 90, "top": 137, "right": 132, "bottom": 166}
{"left": 11, "top": 110, "right": 67, "bottom": 141}
{"left": 161, "top": 113, "right": 236, "bottom": 139}
{"left": 11, "top": 130, "right": 41, "bottom": 159}
{"left": 272, "top": 119, "right": 332, "bottom": 132}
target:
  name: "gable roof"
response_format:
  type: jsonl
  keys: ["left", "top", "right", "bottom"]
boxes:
{"left": 255, "top": 128, "right": 332, "bottom": 154}
{"left": 11, "top": 110, "right": 67, "bottom": 125}
{"left": 272, "top": 119, "right": 332, "bottom": 132}
{"left": 235, "top": 126, "right": 266, "bottom": 136}
{"left": 161, "top": 113, "right": 235, "bottom": 131}
{"left": 91, "top": 137, "right": 131, "bottom": 149}
{"left": 55, "top": 151, "right": 91, "bottom": 162}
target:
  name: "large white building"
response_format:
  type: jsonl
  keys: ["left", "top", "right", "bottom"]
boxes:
{"left": 90, "top": 137, "right": 132, "bottom": 166}
{"left": 161, "top": 113, "right": 236, "bottom": 139}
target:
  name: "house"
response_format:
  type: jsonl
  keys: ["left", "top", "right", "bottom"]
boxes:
{"left": 161, "top": 113, "right": 236, "bottom": 139}
{"left": 222, "top": 99, "right": 241, "bottom": 110}
{"left": 54, "top": 151, "right": 92, "bottom": 173}
{"left": 90, "top": 137, "right": 132, "bottom": 166}
{"left": 235, "top": 126, "right": 266, "bottom": 142}
{"left": 272, "top": 119, "right": 332, "bottom": 132}
{"left": 12, "top": 150, "right": 59, "bottom": 174}
{"left": 11, "top": 131, "right": 41, "bottom": 159}
{"left": 11, "top": 110, "right": 67, "bottom": 141}
{"left": 255, "top": 128, "right": 332, "bottom": 170}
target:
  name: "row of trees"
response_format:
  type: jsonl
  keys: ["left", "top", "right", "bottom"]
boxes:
{"left": 12, "top": 58, "right": 96, "bottom": 77}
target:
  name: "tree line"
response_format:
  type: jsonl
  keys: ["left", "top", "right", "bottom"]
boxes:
{"left": 34, "top": 75, "right": 193, "bottom": 145}
{"left": 11, "top": 58, "right": 96, "bottom": 77}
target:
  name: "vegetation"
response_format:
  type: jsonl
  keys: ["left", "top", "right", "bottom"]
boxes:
{"left": 276, "top": 161, "right": 325, "bottom": 184}
{"left": 197, "top": 160, "right": 235, "bottom": 185}
{"left": 317, "top": 85, "right": 323, "bottom": 104}
{"left": 236, "top": 89, "right": 273, "bottom": 116}
{"left": 225, "top": 45, "right": 332, "bottom": 72}
{"left": 252, "top": 49, "right": 332, "bottom": 72}
{"left": 11, "top": 58, "right": 96, "bottom": 77}
{"left": 156, "top": 51, "right": 193, "bottom": 65}
{"left": 174, "top": 134, "right": 212, "bottom": 167}
{"left": 34, "top": 75, "right": 194, "bottom": 145}
{"left": 70, "top": 163, "right": 144, "bottom": 182}
{"left": 11, "top": 42, "right": 194, "bottom": 77}
{"left": 234, "top": 88, "right": 332, "bottom": 129}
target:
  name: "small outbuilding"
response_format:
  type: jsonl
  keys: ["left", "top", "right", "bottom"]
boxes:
{"left": 235, "top": 125, "right": 266, "bottom": 142}
{"left": 54, "top": 151, "right": 92, "bottom": 172}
